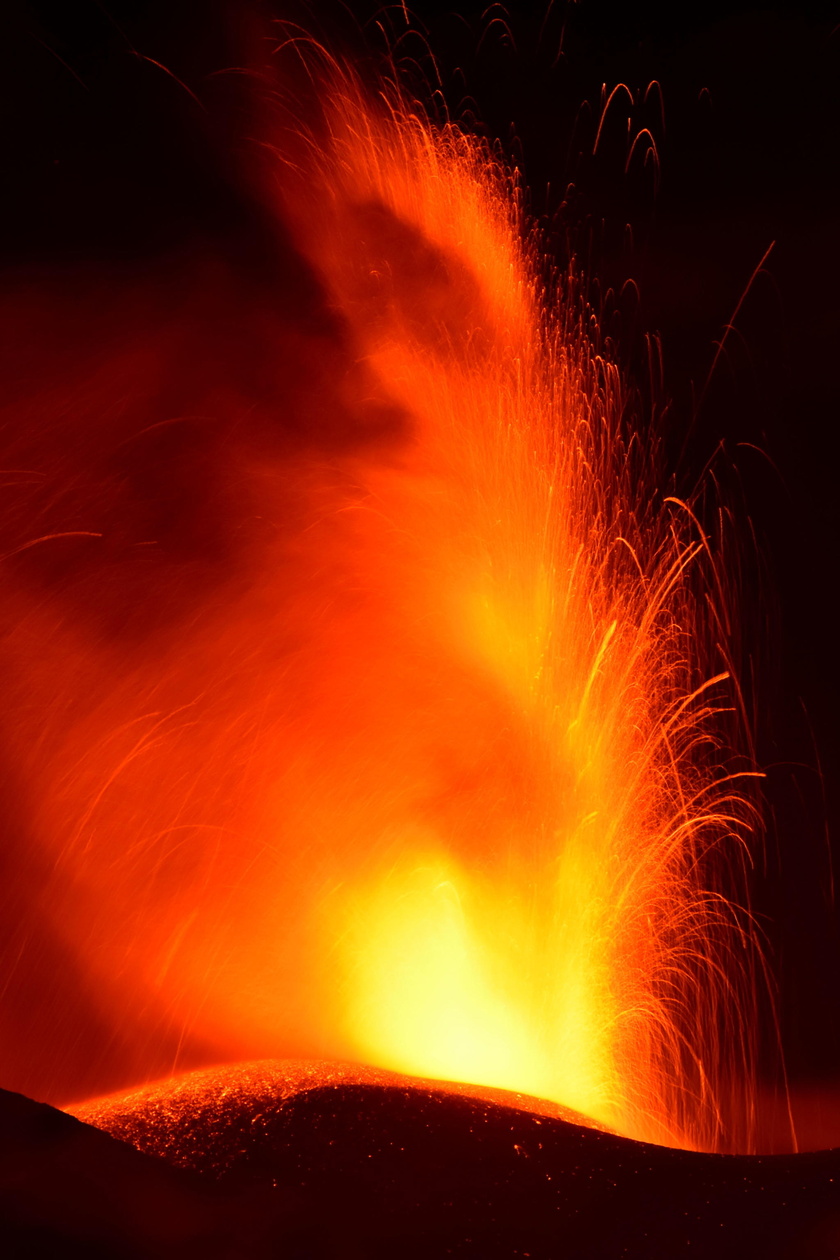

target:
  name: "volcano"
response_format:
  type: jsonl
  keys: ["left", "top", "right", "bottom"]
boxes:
{"left": 1, "top": 1063, "right": 837, "bottom": 1257}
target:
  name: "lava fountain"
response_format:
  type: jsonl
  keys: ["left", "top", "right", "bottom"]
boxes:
{"left": 257, "top": 62, "right": 764, "bottom": 1152}
{"left": 0, "top": 29, "right": 765, "bottom": 1157}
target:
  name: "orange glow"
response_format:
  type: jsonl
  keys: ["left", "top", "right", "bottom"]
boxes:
{"left": 266, "top": 77, "right": 761, "bottom": 1149}
{"left": 0, "top": 59, "right": 760, "bottom": 1152}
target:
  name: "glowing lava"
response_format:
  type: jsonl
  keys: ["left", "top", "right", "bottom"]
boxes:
{"left": 258, "top": 68, "right": 762, "bottom": 1150}
{"left": 0, "top": 54, "right": 761, "bottom": 1151}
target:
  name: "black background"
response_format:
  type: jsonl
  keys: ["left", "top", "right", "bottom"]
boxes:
{"left": 2, "top": 0, "right": 838, "bottom": 1119}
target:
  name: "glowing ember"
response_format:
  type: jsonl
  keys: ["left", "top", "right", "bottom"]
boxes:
{"left": 1, "top": 45, "right": 762, "bottom": 1152}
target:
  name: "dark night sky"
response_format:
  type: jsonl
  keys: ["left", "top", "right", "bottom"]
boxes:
{"left": 2, "top": 0, "right": 839, "bottom": 1110}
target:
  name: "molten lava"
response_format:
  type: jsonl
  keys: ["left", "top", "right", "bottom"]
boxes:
{"left": 0, "top": 52, "right": 761, "bottom": 1152}
{"left": 260, "top": 72, "right": 762, "bottom": 1150}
